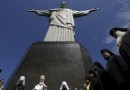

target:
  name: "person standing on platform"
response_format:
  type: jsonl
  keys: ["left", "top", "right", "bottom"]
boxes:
{"left": 59, "top": 81, "right": 69, "bottom": 90}
{"left": 100, "top": 48, "right": 129, "bottom": 90}
{"left": 93, "top": 61, "right": 112, "bottom": 90}
{"left": 11, "top": 76, "right": 25, "bottom": 90}
{"left": 88, "top": 70, "right": 97, "bottom": 88}
{"left": 109, "top": 27, "right": 130, "bottom": 69}
{"left": 0, "top": 79, "right": 5, "bottom": 90}
{"left": 33, "top": 75, "right": 47, "bottom": 90}
{"left": 84, "top": 76, "right": 95, "bottom": 90}
{"left": 27, "top": 2, "right": 99, "bottom": 41}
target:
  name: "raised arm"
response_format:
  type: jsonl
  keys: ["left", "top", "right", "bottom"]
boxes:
{"left": 27, "top": 9, "right": 51, "bottom": 17}
{"left": 73, "top": 8, "right": 100, "bottom": 18}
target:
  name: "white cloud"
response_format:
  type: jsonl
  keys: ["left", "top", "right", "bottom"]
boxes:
{"left": 117, "top": 10, "right": 130, "bottom": 21}
{"left": 104, "top": 35, "right": 115, "bottom": 44}
{"left": 103, "top": 35, "right": 119, "bottom": 54}
{"left": 112, "top": 45, "right": 119, "bottom": 54}
{"left": 115, "top": 0, "right": 130, "bottom": 21}
{"left": 103, "top": 0, "right": 129, "bottom": 54}
{"left": 123, "top": 22, "right": 130, "bottom": 27}
{"left": 115, "top": 0, "right": 130, "bottom": 27}
{"left": 104, "top": 35, "right": 119, "bottom": 54}
{"left": 114, "top": 0, "right": 128, "bottom": 5}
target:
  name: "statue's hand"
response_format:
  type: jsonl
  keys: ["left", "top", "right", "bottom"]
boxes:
{"left": 90, "top": 8, "right": 100, "bottom": 12}
{"left": 27, "top": 9, "right": 36, "bottom": 12}
{"left": 95, "top": 8, "right": 100, "bottom": 10}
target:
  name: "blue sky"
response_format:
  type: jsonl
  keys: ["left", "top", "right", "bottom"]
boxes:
{"left": 0, "top": 0, "right": 130, "bottom": 86}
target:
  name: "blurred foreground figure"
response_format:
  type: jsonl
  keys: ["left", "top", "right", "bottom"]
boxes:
{"left": 109, "top": 27, "right": 130, "bottom": 68}
{"left": 100, "top": 48, "right": 129, "bottom": 90}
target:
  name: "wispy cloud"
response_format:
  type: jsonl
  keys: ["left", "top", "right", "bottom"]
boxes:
{"left": 103, "top": 0, "right": 129, "bottom": 54}
{"left": 112, "top": 45, "right": 119, "bottom": 54}
{"left": 104, "top": 35, "right": 115, "bottom": 44}
{"left": 118, "top": 10, "right": 130, "bottom": 21}
{"left": 114, "top": 0, "right": 128, "bottom": 5}
{"left": 104, "top": 0, "right": 130, "bottom": 52}
{"left": 115, "top": 0, "right": 130, "bottom": 27}
{"left": 103, "top": 35, "right": 119, "bottom": 54}
{"left": 123, "top": 22, "right": 130, "bottom": 27}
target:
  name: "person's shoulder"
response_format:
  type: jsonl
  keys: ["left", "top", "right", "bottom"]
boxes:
{"left": 111, "top": 54, "right": 120, "bottom": 58}
{"left": 114, "top": 55, "right": 123, "bottom": 59}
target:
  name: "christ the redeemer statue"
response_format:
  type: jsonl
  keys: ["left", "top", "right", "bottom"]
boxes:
{"left": 28, "top": 2, "right": 99, "bottom": 41}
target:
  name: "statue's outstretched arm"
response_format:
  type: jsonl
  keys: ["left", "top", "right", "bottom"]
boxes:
{"left": 27, "top": 9, "right": 51, "bottom": 17}
{"left": 73, "top": 8, "right": 100, "bottom": 18}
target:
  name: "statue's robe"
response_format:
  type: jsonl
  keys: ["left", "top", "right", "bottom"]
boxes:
{"left": 35, "top": 8, "right": 91, "bottom": 41}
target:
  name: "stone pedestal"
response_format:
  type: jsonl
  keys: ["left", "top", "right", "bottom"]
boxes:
{"left": 6, "top": 41, "right": 93, "bottom": 90}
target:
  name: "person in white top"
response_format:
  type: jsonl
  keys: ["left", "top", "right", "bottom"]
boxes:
{"left": 59, "top": 81, "right": 69, "bottom": 90}
{"left": 0, "top": 79, "right": 4, "bottom": 90}
{"left": 33, "top": 75, "right": 47, "bottom": 90}
{"left": 11, "top": 76, "right": 25, "bottom": 90}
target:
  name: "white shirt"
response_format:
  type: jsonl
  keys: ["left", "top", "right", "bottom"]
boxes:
{"left": 34, "top": 84, "right": 43, "bottom": 90}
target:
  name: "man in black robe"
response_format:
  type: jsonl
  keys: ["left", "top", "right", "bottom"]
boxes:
{"left": 84, "top": 76, "right": 95, "bottom": 90}
{"left": 109, "top": 27, "right": 130, "bottom": 69}
{"left": 100, "top": 48, "right": 129, "bottom": 90}
{"left": 93, "top": 61, "right": 111, "bottom": 90}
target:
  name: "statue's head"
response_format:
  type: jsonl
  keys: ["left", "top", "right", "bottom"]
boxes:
{"left": 60, "top": 2, "right": 67, "bottom": 8}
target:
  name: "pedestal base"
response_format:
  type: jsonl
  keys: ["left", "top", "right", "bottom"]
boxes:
{"left": 6, "top": 41, "right": 93, "bottom": 90}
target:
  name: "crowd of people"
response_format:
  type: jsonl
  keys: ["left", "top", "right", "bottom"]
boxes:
{"left": 83, "top": 27, "right": 130, "bottom": 90}
{"left": 10, "top": 75, "right": 47, "bottom": 90}
{"left": 59, "top": 27, "right": 130, "bottom": 90}
{"left": 0, "top": 27, "right": 130, "bottom": 90}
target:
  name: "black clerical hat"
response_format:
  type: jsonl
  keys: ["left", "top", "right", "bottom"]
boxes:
{"left": 110, "top": 27, "right": 129, "bottom": 37}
